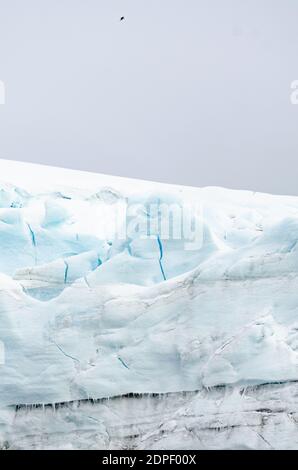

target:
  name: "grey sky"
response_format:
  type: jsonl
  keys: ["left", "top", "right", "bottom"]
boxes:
{"left": 0, "top": 0, "right": 298, "bottom": 195}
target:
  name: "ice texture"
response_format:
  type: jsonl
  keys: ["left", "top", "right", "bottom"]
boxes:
{"left": 1, "top": 159, "right": 298, "bottom": 449}
{"left": 2, "top": 384, "right": 298, "bottom": 450}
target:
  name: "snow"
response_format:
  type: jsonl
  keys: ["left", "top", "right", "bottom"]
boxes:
{"left": 0, "top": 158, "right": 298, "bottom": 449}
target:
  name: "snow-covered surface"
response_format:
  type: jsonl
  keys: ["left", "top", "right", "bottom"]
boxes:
{"left": 1, "top": 159, "right": 298, "bottom": 449}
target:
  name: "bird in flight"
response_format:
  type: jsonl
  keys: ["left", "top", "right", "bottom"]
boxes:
{"left": 120, "top": 16, "right": 125, "bottom": 21}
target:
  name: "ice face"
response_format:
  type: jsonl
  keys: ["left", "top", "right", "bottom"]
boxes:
{"left": 2, "top": 383, "right": 298, "bottom": 450}
{"left": 0, "top": 159, "right": 298, "bottom": 411}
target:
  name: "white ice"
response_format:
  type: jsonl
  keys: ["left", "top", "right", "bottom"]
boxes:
{"left": 0, "top": 159, "right": 298, "bottom": 449}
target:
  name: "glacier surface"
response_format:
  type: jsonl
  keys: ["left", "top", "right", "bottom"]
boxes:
{"left": 0, "top": 159, "right": 298, "bottom": 449}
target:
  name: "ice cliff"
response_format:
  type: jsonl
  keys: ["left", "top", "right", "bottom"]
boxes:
{"left": 0, "top": 159, "right": 298, "bottom": 449}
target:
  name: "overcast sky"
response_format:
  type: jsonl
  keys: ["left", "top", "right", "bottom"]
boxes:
{"left": 0, "top": 0, "right": 298, "bottom": 195}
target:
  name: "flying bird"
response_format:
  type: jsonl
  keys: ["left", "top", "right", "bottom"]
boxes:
{"left": 120, "top": 16, "right": 125, "bottom": 21}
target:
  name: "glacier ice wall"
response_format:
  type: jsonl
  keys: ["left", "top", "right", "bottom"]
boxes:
{"left": 2, "top": 383, "right": 298, "bottom": 450}
{"left": 0, "top": 159, "right": 298, "bottom": 449}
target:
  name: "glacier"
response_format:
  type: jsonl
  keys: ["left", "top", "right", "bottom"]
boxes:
{"left": 0, "top": 158, "right": 298, "bottom": 449}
